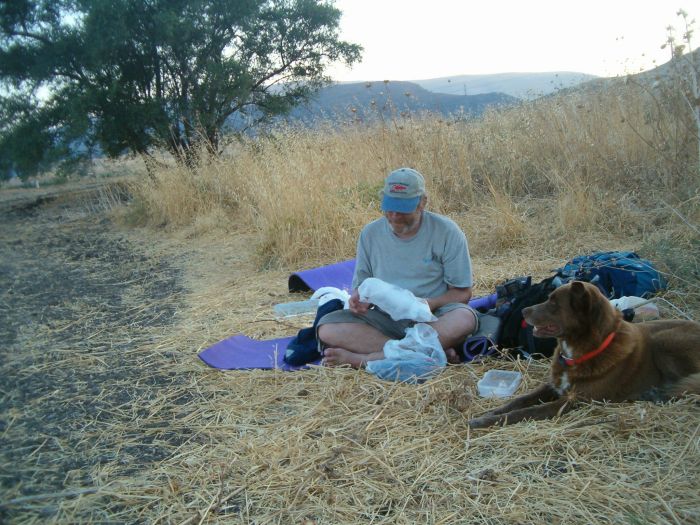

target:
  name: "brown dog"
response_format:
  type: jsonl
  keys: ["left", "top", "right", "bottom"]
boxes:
{"left": 468, "top": 281, "right": 700, "bottom": 428}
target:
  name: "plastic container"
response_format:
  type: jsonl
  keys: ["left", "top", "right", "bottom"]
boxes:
{"left": 477, "top": 370, "right": 522, "bottom": 398}
{"left": 273, "top": 298, "right": 319, "bottom": 317}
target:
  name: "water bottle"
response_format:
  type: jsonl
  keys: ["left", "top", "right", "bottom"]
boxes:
{"left": 273, "top": 298, "right": 319, "bottom": 317}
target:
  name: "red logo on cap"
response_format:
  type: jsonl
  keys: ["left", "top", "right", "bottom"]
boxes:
{"left": 391, "top": 184, "right": 408, "bottom": 191}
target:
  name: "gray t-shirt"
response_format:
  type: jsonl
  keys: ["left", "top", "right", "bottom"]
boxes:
{"left": 351, "top": 211, "right": 473, "bottom": 299}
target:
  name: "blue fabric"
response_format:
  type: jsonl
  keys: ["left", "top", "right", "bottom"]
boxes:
{"left": 557, "top": 251, "right": 667, "bottom": 299}
{"left": 381, "top": 194, "right": 421, "bottom": 213}
{"left": 284, "top": 299, "right": 344, "bottom": 366}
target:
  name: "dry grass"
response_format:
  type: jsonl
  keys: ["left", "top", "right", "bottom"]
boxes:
{"left": 1, "top": 188, "right": 699, "bottom": 524}
{"left": 124, "top": 78, "right": 699, "bottom": 310}
{"left": 2, "top": 77, "right": 699, "bottom": 523}
{"left": 128, "top": 81, "right": 698, "bottom": 263}
{"left": 99, "top": 239, "right": 699, "bottom": 525}
{"left": 43, "top": 362, "right": 700, "bottom": 524}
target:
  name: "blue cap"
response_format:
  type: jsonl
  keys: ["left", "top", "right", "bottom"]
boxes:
{"left": 380, "top": 168, "right": 425, "bottom": 213}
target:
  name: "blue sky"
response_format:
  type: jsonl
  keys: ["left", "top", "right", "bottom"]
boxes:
{"left": 329, "top": 0, "right": 697, "bottom": 81}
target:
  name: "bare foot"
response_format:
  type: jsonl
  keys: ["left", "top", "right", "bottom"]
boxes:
{"left": 322, "top": 348, "right": 368, "bottom": 368}
{"left": 445, "top": 347, "right": 461, "bottom": 364}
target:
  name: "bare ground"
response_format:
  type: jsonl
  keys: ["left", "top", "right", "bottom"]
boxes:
{"left": 0, "top": 185, "right": 192, "bottom": 522}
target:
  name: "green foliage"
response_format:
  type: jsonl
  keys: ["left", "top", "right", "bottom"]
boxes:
{"left": 0, "top": 0, "right": 361, "bottom": 177}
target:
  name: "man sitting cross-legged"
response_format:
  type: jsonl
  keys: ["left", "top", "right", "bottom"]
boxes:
{"left": 317, "top": 167, "right": 478, "bottom": 367}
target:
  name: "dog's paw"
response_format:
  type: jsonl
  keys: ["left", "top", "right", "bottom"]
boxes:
{"left": 468, "top": 415, "right": 499, "bottom": 429}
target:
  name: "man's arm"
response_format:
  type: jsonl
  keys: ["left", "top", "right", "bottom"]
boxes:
{"left": 351, "top": 228, "right": 372, "bottom": 291}
{"left": 425, "top": 285, "right": 472, "bottom": 312}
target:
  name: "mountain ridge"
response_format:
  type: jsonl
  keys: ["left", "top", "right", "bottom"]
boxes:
{"left": 332, "top": 71, "right": 598, "bottom": 100}
{"left": 408, "top": 71, "right": 598, "bottom": 100}
{"left": 286, "top": 80, "right": 518, "bottom": 124}
{"left": 282, "top": 71, "right": 598, "bottom": 125}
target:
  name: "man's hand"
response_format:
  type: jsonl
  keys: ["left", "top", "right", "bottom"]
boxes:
{"left": 348, "top": 289, "right": 371, "bottom": 315}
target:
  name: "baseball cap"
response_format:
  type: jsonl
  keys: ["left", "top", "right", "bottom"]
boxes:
{"left": 380, "top": 168, "right": 426, "bottom": 213}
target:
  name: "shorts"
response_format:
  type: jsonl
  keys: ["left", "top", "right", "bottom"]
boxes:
{"left": 316, "top": 302, "right": 479, "bottom": 342}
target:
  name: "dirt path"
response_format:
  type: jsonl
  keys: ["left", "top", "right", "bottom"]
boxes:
{"left": 0, "top": 185, "right": 194, "bottom": 522}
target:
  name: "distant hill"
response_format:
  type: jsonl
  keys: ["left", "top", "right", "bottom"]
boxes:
{"left": 285, "top": 81, "right": 518, "bottom": 124}
{"left": 552, "top": 47, "right": 700, "bottom": 96}
{"left": 280, "top": 72, "right": 597, "bottom": 126}
{"left": 634, "top": 46, "right": 700, "bottom": 81}
{"left": 411, "top": 72, "right": 598, "bottom": 100}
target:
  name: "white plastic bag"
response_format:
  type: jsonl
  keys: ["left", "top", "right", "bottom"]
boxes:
{"left": 366, "top": 323, "right": 446, "bottom": 383}
{"left": 358, "top": 277, "right": 437, "bottom": 322}
{"left": 310, "top": 286, "right": 351, "bottom": 308}
{"left": 609, "top": 296, "right": 660, "bottom": 321}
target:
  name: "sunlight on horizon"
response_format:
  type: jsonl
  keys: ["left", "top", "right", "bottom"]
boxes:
{"left": 329, "top": 0, "right": 697, "bottom": 82}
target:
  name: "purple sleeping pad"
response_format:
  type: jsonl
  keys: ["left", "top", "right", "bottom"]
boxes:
{"left": 288, "top": 259, "right": 356, "bottom": 292}
{"left": 198, "top": 335, "right": 320, "bottom": 370}
{"left": 198, "top": 293, "right": 499, "bottom": 371}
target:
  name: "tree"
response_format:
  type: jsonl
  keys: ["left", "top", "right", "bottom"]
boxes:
{"left": 0, "top": 0, "right": 362, "bottom": 176}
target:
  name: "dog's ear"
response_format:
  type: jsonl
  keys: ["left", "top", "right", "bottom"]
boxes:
{"left": 569, "top": 281, "right": 591, "bottom": 313}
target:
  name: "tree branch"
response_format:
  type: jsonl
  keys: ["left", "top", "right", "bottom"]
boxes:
{"left": 4, "top": 28, "right": 52, "bottom": 46}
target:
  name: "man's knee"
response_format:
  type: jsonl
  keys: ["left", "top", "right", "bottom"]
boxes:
{"left": 460, "top": 308, "right": 478, "bottom": 335}
{"left": 434, "top": 308, "right": 477, "bottom": 341}
{"left": 317, "top": 323, "right": 334, "bottom": 344}
{"left": 317, "top": 322, "right": 353, "bottom": 346}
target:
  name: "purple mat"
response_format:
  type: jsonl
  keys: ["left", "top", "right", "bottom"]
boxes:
{"left": 199, "top": 293, "right": 498, "bottom": 371}
{"left": 288, "top": 259, "right": 356, "bottom": 292}
{"left": 469, "top": 292, "right": 497, "bottom": 311}
{"left": 198, "top": 335, "right": 320, "bottom": 370}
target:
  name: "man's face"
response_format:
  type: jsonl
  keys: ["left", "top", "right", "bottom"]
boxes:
{"left": 384, "top": 198, "right": 425, "bottom": 237}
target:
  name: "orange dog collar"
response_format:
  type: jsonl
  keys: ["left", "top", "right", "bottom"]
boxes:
{"left": 559, "top": 330, "right": 617, "bottom": 367}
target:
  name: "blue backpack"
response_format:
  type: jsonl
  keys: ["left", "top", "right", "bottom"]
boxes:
{"left": 556, "top": 251, "right": 667, "bottom": 299}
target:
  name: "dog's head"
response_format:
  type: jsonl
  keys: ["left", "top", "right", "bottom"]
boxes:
{"left": 522, "top": 281, "right": 617, "bottom": 340}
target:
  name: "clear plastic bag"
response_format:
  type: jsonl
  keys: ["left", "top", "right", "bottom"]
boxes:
{"left": 366, "top": 323, "right": 446, "bottom": 383}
